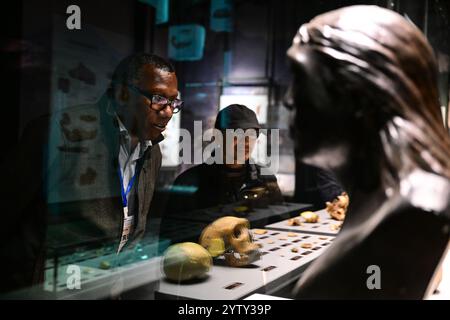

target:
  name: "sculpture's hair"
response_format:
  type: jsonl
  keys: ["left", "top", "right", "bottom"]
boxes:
{"left": 288, "top": 5, "right": 450, "bottom": 184}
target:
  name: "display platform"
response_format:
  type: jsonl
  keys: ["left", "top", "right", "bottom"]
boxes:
{"left": 264, "top": 209, "right": 342, "bottom": 236}
{"left": 156, "top": 229, "right": 334, "bottom": 300}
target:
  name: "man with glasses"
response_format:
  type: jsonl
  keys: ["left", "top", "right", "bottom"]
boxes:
{"left": 1, "top": 53, "right": 180, "bottom": 297}
{"left": 53, "top": 53, "right": 181, "bottom": 294}
{"left": 104, "top": 53, "right": 181, "bottom": 252}
{"left": 49, "top": 52, "right": 181, "bottom": 254}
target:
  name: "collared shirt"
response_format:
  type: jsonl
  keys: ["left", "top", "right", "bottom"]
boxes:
{"left": 116, "top": 116, "right": 152, "bottom": 252}
{"left": 116, "top": 116, "right": 152, "bottom": 205}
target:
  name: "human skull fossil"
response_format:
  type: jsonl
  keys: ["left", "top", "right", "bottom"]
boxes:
{"left": 162, "top": 242, "right": 212, "bottom": 282}
{"left": 326, "top": 192, "right": 350, "bottom": 221}
{"left": 199, "top": 216, "right": 261, "bottom": 267}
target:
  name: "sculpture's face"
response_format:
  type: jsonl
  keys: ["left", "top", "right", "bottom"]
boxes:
{"left": 285, "top": 64, "right": 353, "bottom": 171}
{"left": 163, "top": 242, "right": 212, "bottom": 282}
{"left": 199, "top": 216, "right": 261, "bottom": 267}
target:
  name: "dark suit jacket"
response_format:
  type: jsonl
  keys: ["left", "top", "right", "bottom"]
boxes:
{"left": 1, "top": 94, "right": 162, "bottom": 295}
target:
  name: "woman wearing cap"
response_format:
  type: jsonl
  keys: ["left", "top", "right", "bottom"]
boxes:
{"left": 165, "top": 104, "right": 283, "bottom": 214}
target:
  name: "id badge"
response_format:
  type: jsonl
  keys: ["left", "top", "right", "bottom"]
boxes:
{"left": 118, "top": 212, "right": 134, "bottom": 253}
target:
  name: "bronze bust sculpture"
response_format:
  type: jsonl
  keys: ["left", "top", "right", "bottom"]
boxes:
{"left": 285, "top": 5, "right": 450, "bottom": 299}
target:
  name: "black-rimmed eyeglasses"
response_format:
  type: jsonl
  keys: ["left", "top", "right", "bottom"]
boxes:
{"left": 127, "top": 84, "right": 183, "bottom": 114}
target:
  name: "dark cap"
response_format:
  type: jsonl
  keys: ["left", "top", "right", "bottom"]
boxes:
{"left": 214, "top": 104, "right": 261, "bottom": 130}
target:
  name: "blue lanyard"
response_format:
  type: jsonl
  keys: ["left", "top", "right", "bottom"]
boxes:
{"left": 118, "top": 167, "right": 137, "bottom": 208}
